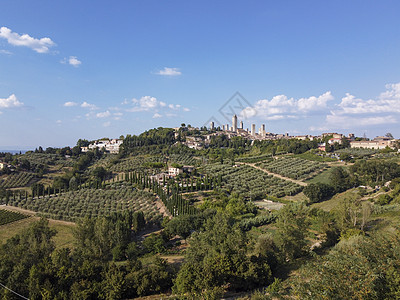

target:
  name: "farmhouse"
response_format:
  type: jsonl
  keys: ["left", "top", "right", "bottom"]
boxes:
{"left": 350, "top": 139, "right": 396, "bottom": 150}
{"left": 168, "top": 167, "right": 183, "bottom": 176}
{"left": 328, "top": 138, "right": 343, "bottom": 144}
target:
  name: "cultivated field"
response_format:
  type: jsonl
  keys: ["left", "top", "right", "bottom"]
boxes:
{"left": 0, "top": 172, "right": 35, "bottom": 188}
{"left": 256, "top": 156, "right": 327, "bottom": 181}
{"left": 203, "top": 163, "right": 303, "bottom": 199}
{"left": 4, "top": 182, "right": 161, "bottom": 222}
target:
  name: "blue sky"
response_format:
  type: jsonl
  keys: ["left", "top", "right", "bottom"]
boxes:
{"left": 1, "top": 0, "right": 400, "bottom": 149}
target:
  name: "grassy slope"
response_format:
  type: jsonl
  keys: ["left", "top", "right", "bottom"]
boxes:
{"left": 296, "top": 152, "right": 337, "bottom": 162}
{"left": 305, "top": 167, "right": 334, "bottom": 185}
{"left": 311, "top": 189, "right": 360, "bottom": 212}
{"left": 305, "top": 162, "right": 350, "bottom": 185}
{"left": 0, "top": 215, "right": 76, "bottom": 249}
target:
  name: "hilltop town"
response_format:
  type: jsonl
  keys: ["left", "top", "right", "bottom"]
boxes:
{"left": 77, "top": 115, "right": 399, "bottom": 155}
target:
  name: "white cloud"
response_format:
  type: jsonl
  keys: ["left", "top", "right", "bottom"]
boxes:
{"left": 297, "top": 92, "right": 334, "bottom": 111}
{"left": 113, "top": 112, "right": 123, "bottom": 120}
{"left": 103, "top": 121, "right": 111, "bottom": 127}
{"left": 156, "top": 67, "right": 181, "bottom": 76}
{"left": 68, "top": 56, "right": 81, "bottom": 67}
{"left": 266, "top": 115, "right": 286, "bottom": 121}
{"left": 0, "top": 49, "right": 12, "bottom": 55}
{"left": 240, "top": 91, "right": 333, "bottom": 120}
{"left": 63, "top": 101, "right": 78, "bottom": 107}
{"left": 323, "top": 114, "right": 397, "bottom": 129}
{"left": 81, "top": 101, "right": 98, "bottom": 110}
{"left": 96, "top": 111, "right": 111, "bottom": 118}
{"left": 122, "top": 96, "right": 190, "bottom": 117}
{"left": 0, "top": 27, "right": 55, "bottom": 53}
{"left": 126, "top": 96, "right": 165, "bottom": 112}
{"left": 69, "top": 56, "right": 81, "bottom": 67}
{"left": 139, "top": 96, "right": 158, "bottom": 109}
{"left": 152, "top": 113, "right": 162, "bottom": 119}
{"left": 61, "top": 56, "right": 82, "bottom": 67}
{"left": 0, "top": 94, "right": 24, "bottom": 108}
{"left": 336, "top": 84, "right": 400, "bottom": 115}
{"left": 316, "top": 82, "right": 400, "bottom": 131}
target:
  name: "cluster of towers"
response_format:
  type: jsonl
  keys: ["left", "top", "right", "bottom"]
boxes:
{"left": 210, "top": 114, "right": 266, "bottom": 137}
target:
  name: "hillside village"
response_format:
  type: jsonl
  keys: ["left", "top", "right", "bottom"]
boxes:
{"left": 1, "top": 124, "right": 400, "bottom": 299}
{"left": 79, "top": 117, "right": 399, "bottom": 154}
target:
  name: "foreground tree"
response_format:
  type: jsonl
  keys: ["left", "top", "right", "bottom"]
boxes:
{"left": 303, "top": 182, "right": 334, "bottom": 204}
{"left": 173, "top": 214, "right": 272, "bottom": 297}
{"left": 274, "top": 203, "right": 310, "bottom": 260}
{"left": 292, "top": 233, "right": 400, "bottom": 299}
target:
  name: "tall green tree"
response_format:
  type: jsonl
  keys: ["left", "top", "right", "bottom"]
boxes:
{"left": 174, "top": 214, "right": 272, "bottom": 296}
{"left": 274, "top": 203, "right": 310, "bottom": 260}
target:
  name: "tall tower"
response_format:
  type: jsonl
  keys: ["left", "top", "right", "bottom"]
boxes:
{"left": 251, "top": 124, "right": 256, "bottom": 136}
{"left": 210, "top": 121, "right": 214, "bottom": 130}
{"left": 240, "top": 121, "right": 243, "bottom": 129}
{"left": 261, "top": 124, "right": 266, "bottom": 136}
{"left": 232, "top": 114, "right": 238, "bottom": 132}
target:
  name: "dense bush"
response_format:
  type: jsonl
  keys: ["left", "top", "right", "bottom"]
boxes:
{"left": 292, "top": 234, "right": 400, "bottom": 299}
{"left": 350, "top": 160, "right": 400, "bottom": 186}
{"left": 303, "top": 183, "right": 334, "bottom": 204}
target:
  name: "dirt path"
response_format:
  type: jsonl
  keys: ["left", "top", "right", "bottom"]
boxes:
{"left": 0, "top": 204, "right": 38, "bottom": 216}
{"left": 326, "top": 161, "right": 353, "bottom": 167}
{"left": 237, "top": 162, "right": 308, "bottom": 186}
{"left": 155, "top": 196, "right": 172, "bottom": 218}
{"left": 360, "top": 190, "right": 387, "bottom": 201}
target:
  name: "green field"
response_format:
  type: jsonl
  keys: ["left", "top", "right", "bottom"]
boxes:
{"left": 296, "top": 152, "right": 337, "bottom": 162}
{"left": 0, "top": 214, "right": 76, "bottom": 249}
{"left": 311, "top": 188, "right": 361, "bottom": 211}
{"left": 305, "top": 167, "right": 334, "bottom": 185}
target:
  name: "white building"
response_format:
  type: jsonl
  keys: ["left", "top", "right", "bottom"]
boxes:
{"left": 82, "top": 139, "right": 123, "bottom": 154}
{"left": 169, "top": 167, "right": 183, "bottom": 176}
{"left": 350, "top": 139, "right": 395, "bottom": 149}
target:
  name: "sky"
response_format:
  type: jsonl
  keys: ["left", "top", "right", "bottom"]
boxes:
{"left": 1, "top": 0, "right": 400, "bottom": 149}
